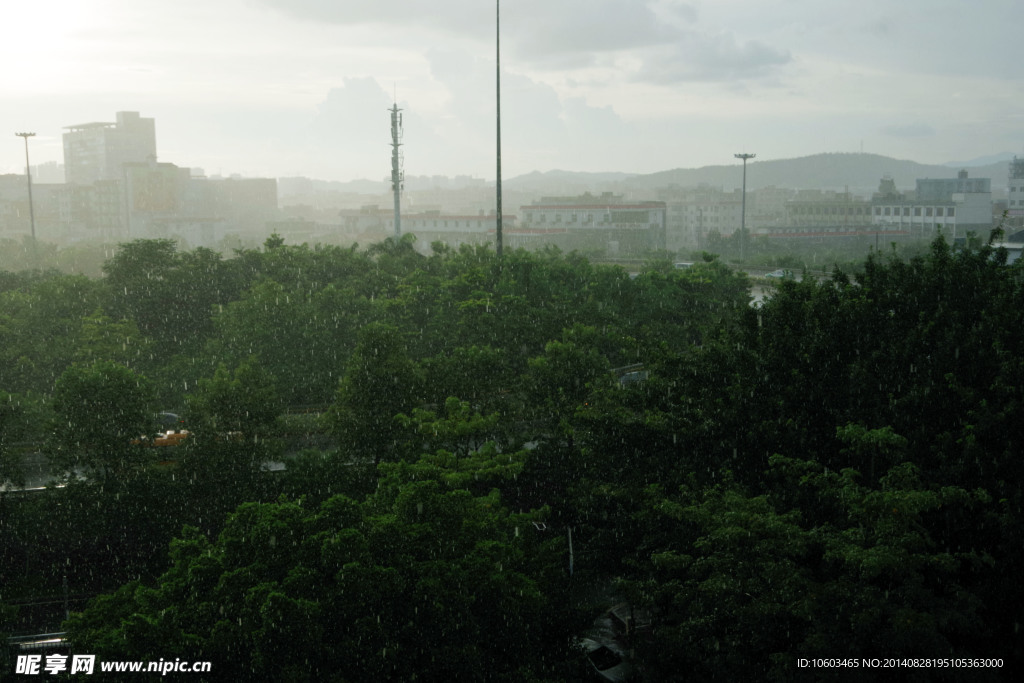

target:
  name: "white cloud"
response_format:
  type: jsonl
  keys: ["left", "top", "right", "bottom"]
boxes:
{"left": 1, "top": 0, "right": 1021, "bottom": 179}
{"left": 879, "top": 123, "right": 937, "bottom": 139}
{"left": 634, "top": 32, "right": 792, "bottom": 83}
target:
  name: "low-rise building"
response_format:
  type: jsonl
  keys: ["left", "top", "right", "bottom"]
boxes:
{"left": 657, "top": 185, "right": 741, "bottom": 251}
{"left": 519, "top": 193, "right": 666, "bottom": 255}
{"left": 779, "top": 189, "right": 873, "bottom": 235}
{"left": 871, "top": 170, "right": 992, "bottom": 238}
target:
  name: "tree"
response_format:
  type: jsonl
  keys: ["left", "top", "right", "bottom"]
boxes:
{"left": 186, "top": 357, "right": 281, "bottom": 439}
{"left": 329, "top": 322, "right": 423, "bottom": 464}
{"left": 0, "top": 273, "right": 104, "bottom": 395}
{"left": 103, "top": 240, "right": 241, "bottom": 359}
{"left": 50, "top": 360, "right": 155, "bottom": 480}
{"left": 66, "top": 455, "right": 566, "bottom": 681}
{"left": 524, "top": 324, "right": 614, "bottom": 435}
{"left": 0, "top": 391, "right": 30, "bottom": 488}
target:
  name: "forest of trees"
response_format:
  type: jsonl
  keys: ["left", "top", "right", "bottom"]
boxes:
{"left": 1, "top": 232, "right": 1021, "bottom": 680}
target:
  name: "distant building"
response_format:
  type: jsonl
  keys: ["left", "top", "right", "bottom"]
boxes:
{"left": 33, "top": 162, "right": 65, "bottom": 184}
{"left": 872, "top": 169, "right": 992, "bottom": 238}
{"left": 339, "top": 205, "right": 516, "bottom": 251}
{"left": 1007, "top": 157, "right": 1024, "bottom": 226}
{"left": 204, "top": 176, "right": 279, "bottom": 231}
{"left": 519, "top": 193, "right": 666, "bottom": 255}
{"left": 0, "top": 174, "right": 62, "bottom": 240}
{"left": 780, "top": 189, "right": 873, "bottom": 234}
{"left": 63, "top": 111, "right": 157, "bottom": 186}
{"left": 657, "top": 185, "right": 742, "bottom": 252}
{"left": 56, "top": 180, "right": 123, "bottom": 241}
{"left": 123, "top": 159, "right": 212, "bottom": 242}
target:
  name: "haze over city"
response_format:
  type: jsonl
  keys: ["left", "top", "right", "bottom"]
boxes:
{"left": 3, "top": 0, "right": 1021, "bottom": 182}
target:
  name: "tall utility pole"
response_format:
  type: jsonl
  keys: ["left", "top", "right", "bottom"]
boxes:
{"left": 15, "top": 132, "right": 37, "bottom": 256}
{"left": 495, "top": 0, "right": 503, "bottom": 258}
{"left": 389, "top": 102, "right": 404, "bottom": 237}
{"left": 735, "top": 152, "right": 755, "bottom": 261}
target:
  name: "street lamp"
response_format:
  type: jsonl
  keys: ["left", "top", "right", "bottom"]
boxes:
{"left": 15, "top": 132, "right": 37, "bottom": 257}
{"left": 495, "top": 0, "right": 503, "bottom": 258}
{"left": 735, "top": 152, "right": 755, "bottom": 261}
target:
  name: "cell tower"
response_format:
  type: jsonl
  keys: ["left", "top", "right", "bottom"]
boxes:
{"left": 390, "top": 101, "right": 404, "bottom": 237}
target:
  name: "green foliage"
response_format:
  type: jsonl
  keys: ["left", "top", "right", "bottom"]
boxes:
{"left": 73, "top": 307, "right": 151, "bottom": 368}
{"left": 622, "top": 457, "right": 995, "bottom": 680}
{"left": 103, "top": 240, "right": 242, "bottom": 360}
{"left": 330, "top": 322, "right": 424, "bottom": 464}
{"left": 66, "top": 460, "right": 561, "bottom": 680}
{"left": 186, "top": 357, "right": 281, "bottom": 437}
{"left": 5, "top": 233, "right": 1023, "bottom": 674}
{"left": 50, "top": 360, "right": 155, "bottom": 479}
{"left": 207, "top": 278, "right": 375, "bottom": 406}
{"left": 0, "top": 274, "right": 105, "bottom": 394}
{"left": 0, "top": 391, "right": 31, "bottom": 487}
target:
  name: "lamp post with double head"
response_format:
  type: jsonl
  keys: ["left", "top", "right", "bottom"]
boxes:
{"left": 15, "top": 132, "right": 37, "bottom": 258}
{"left": 735, "top": 152, "right": 755, "bottom": 261}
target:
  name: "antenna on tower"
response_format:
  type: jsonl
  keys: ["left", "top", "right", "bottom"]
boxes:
{"left": 390, "top": 97, "right": 404, "bottom": 237}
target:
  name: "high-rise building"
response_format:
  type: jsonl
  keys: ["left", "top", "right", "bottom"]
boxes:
{"left": 63, "top": 111, "right": 157, "bottom": 185}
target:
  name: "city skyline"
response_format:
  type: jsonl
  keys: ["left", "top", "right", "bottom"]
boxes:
{"left": 3, "top": 0, "right": 1021, "bottom": 183}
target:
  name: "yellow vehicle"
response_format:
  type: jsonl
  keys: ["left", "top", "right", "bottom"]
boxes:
{"left": 132, "top": 412, "right": 190, "bottom": 447}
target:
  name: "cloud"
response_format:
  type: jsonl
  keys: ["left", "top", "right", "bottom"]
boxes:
{"left": 879, "top": 123, "right": 936, "bottom": 138}
{"left": 250, "top": 0, "right": 700, "bottom": 69}
{"left": 634, "top": 31, "right": 792, "bottom": 83}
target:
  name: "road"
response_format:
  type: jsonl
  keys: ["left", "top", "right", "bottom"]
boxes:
{"left": 1, "top": 451, "right": 57, "bottom": 492}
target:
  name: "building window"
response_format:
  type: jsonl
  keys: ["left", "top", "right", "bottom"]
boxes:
{"left": 947, "top": 207, "right": 955, "bottom": 217}
{"left": 903, "top": 207, "right": 910, "bottom": 216}
{"left": 926, "top": 208, "right": 933, "bottom": 217}
{"left": 874, "top": 207, "right": 881, "bottom": 216}
{"left": 914, "top": 207, "right": 921, "bottom": 216}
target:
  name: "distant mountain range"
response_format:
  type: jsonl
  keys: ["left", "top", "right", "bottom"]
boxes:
{"left": 943, "top": 152, "right": 1017, "bottom": 168}
{"left": 286, "top": 152, "right": 1015, "bottom": 198}
{"left": 628, "top": 153, "right": 1008, "bottom": 194}
{"left": 502, "top": 153, "right": 1012, "bottom": 196}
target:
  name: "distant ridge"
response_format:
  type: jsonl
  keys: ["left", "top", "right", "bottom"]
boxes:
{"left": 282, "top": 152, "right": 1013, "bottom": 197}
{"left": 942, "top": 151, "right": 1017, "bottom": 168}
{"left": 496, "top": 153, "right": 1010, "bottom": 197}
{"left": 624, "top": 153, "right": 1009, "bottom": 195}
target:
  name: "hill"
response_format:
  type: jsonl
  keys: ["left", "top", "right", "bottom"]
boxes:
{"left": 505, "top": 153, "right": 1010, "bottom": 197}
{"left": 623, "top": 153, "right": 1008, "bottom": 195}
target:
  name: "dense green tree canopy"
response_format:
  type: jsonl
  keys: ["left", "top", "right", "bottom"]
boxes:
{"left": 49, "top": 360, "right": 155, "bottom": 480}
{"left": 2, "top": 233, "right": 1022, "bottom": 678}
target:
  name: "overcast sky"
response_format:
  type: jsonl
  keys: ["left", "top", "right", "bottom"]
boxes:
{"left": 2, "top": 0, "right": 1021, "bottom": 183}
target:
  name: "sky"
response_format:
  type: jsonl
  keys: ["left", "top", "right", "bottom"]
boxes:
{"left": 2, "top": 0, "right": 1021, "bottom": 183}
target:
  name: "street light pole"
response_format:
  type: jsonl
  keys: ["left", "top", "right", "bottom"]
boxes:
{"left": 735, "top": 152, "right": 755, "bottom": 261}
{"left": 495, "top": 0, "right": 503, "bottom": 258}
{"left": 15, "top": 132, "right": 37, "bottom": 259}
